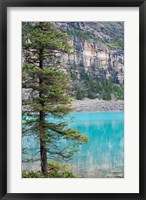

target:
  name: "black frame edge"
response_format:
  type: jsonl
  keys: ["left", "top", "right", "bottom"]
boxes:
{"left": 1, "top": 193, "right": 145, "bottom": 200}
{"left": 144, "top": 2, "right": 146, "bottom": 200}
{"left": 140, "top": 1, "right": 145, "bottom": 199}
{"left": 0, "top": 0, "right": 145, "bottom": 200}
{"left": 0, "top": 0, "right": 144, "bottom": 7}
{"left": 0, "top": 0, "right": 7, "bottom": 200}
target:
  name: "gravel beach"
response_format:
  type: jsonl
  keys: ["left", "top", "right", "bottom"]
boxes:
{"left": 71, "top": 98, "right": 124, "bottom": 112}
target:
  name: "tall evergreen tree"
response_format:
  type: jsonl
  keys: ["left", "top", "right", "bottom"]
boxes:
{"left": 22, "top": 22, "right": 88, "bottom": 175}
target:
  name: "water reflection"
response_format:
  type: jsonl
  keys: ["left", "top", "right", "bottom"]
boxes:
{"left": 22, "top": 112, "right": 124, "bottom": 178}
{"left": 69, "top": 114, "right": 124, "bottom": 178}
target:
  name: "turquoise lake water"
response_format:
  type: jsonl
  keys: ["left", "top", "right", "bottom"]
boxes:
{"left": 22, "top": 112, "right": 124, "bottom": 178}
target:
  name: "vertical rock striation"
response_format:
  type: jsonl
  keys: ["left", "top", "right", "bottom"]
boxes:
{"left": 54, "top": 22, "right": 124, "bottom": 85}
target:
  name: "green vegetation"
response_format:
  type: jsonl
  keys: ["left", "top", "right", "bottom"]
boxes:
{"left": 67, "top": 30, "right": 93, "bottom": 40}
{"left": 67, "top": 29, "right": 103, "bottom": 45}
{"left": 22, "top": 22, "right": 88, "bottom": 176}
{"left": 76, "top": 88, "right": 84, "bottom": 100}
{"left": 73, "top": 73, "right": 124, "bottom": 100}
{"left": 104, "top": 38, "right": 124, "bottom": 50}
{"left": 67, "top": 29, "right": 124, "bottom": 50}
{"left": 22, "top": 161, "right": 77, "bottom": 178}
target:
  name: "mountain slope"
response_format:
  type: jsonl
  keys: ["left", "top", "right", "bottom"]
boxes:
{"left": 53, "top": 22, "right": 124, "bottom": 100}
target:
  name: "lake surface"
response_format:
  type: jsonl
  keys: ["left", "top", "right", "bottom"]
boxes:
{"left": 22, "top": 112, "right": 124, "bottom": 178}
{"left": 67, "top": 112, "right": 124, "bottom": 178}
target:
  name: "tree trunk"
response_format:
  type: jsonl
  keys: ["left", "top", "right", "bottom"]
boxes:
{"left": 39, "top": 49, "right": 48, "bottom": 174}
{"left": 40, "top": 111, "right": 48, "bottom": 174}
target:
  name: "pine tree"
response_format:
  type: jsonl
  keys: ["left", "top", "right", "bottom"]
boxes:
{"left": 76, "top": 88, "right": 84, "bottom": 100}
{"left": 22, "top": 22, "right": 88, "bottom": 175}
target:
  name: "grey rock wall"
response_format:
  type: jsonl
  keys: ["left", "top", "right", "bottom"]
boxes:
{"left": 54, "top": 22, "right": 124, "bottom": 85}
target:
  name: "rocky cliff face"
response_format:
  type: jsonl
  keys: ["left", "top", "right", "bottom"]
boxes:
{"left": 53, "top": 22, "right": 124, "bottom": 85}
{"left": 22, "top": 22, "right": 124, "bottom": 100}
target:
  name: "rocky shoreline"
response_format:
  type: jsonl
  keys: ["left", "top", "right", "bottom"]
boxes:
{"left": 71, "top": 98, "right": 124, "bottom": 112}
